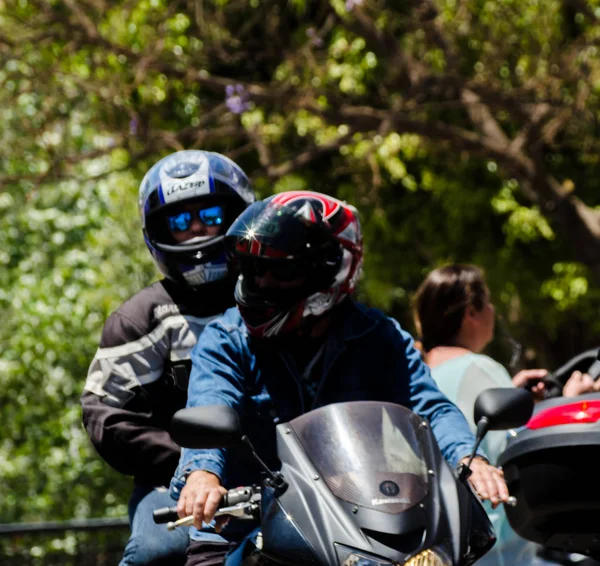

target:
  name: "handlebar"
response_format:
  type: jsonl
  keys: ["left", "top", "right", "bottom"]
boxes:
{"left": 153, "top": 486, "right": 258, "bottom": 527}
{"left": 518, "top": 347, "right": 600, "bottom": 400}
{"left": 152, "top": 506, "right": 179, "bottom": 524}
{"left": 551, "top": 348, "right": 600, "bottom": 383}
{"left": 523, "top": 375, "right": 563, "bottom": 398}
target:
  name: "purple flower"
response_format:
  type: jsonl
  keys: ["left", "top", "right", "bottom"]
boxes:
{"left": 345, "top": 0, "right": 363, "bottom": 10}
{"left": 225, "top": 84, "right": 250, "bottom": 115}
{"left": 129, "top": 118, "right": 138, "bottom": 136}
{"left": 306, "top": 27, "right": 324, "bottom": 47}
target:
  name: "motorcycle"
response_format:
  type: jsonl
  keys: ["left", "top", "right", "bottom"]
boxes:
{"left": 154, "top": 388, "right": 533, "bottom": 566}
{"left": 498, "top": 347, "right": 600, "bottom": 563}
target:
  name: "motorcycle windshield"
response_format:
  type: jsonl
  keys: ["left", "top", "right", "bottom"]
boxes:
{"left": 289, "top": 401, "right": 429, "bottom": 514}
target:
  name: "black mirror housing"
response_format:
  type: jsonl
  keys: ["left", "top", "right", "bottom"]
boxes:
{"left": 474, "top": 388, "right": 533, "bottom": 431}
{"left": 170, "top": 405, "right": 242, "bottom": 449}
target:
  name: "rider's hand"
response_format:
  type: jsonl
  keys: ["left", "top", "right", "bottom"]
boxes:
{"left": 562, "top": 370, "right": 600, "bottom": 397}
{"left": 512, "top": 369, "right": 548, "bottom": 400}
{"left": 177, "top": 470, "right": 228, "bottom": 530}
{"left": 461, "top": 456, "right": 509, "bottom": 509}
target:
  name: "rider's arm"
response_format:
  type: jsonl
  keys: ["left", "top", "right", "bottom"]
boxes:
{"left": 81, "top": 310, "right": 181, "bottom": 485}
{"left": 171, "top": 314, "right": 248, "bottom": 498}
{"left": 387, "top": 318, "right": 488, "bottom": 468}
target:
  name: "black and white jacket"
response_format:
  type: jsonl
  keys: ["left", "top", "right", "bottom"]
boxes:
{"left": 81, "top": 278, "right": 234, "bottom": 487}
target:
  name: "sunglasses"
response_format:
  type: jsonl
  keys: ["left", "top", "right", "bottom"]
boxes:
{"left": 167, "top": 205, "right": 224, "bottom": 233}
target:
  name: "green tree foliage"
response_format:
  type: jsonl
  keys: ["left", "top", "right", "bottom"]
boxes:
{"left": 1, "top": 0, "right": 600, "bottom": 531}
{"left": 0, "top": 170, "right": 156, "bottom": 521}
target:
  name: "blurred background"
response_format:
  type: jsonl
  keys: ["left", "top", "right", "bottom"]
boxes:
{"left": 2, "top": 0, "right": 600, "bottom": 563}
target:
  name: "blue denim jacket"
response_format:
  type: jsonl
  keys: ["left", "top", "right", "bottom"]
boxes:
{"left": 170, "top": 300, "right": 485, "bottom": 499}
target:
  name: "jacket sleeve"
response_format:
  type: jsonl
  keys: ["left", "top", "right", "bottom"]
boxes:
{"left": 388, "top": 318, "right": 488, "bottom": 468}
{"left": 170, "top": 318, "right": 247, "bottom": 498}
{"left": 81, "top": 310, "right": 181, "bottom": 485}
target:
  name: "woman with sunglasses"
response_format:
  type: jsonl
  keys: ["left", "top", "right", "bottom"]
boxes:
{"left": 412, "top": 263, "right": 597, "bottom": 566}
{"left": 81, "top": 149, "right": 255, "bottom": 566}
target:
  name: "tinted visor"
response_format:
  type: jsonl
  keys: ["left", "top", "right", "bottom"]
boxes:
{"left": 236, "top": 256, "right": 309, "bottom": 283}
{"left": 232, "top": 248, "right": 340, "bottom": 310}
{"left": 234, "top": 268, "right": 308, "bottom": 310}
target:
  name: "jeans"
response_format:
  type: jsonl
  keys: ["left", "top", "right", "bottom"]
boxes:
{"left": 119, "top": 485, "right": 190, "bottom": 566}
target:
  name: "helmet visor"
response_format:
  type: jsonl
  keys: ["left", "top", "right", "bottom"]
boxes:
{"left": 234, "top": 259, "right": 309, "bottom": 308}
{"left": 234, "top": 274, "right": 304, "bottom": 338}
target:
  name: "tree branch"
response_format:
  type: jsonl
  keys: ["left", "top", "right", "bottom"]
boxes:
{"left": 266, "top": 131, "right": 355, "bottom": 178}
{"left": 461, "top": 88, "right": 509, "bottom": 144}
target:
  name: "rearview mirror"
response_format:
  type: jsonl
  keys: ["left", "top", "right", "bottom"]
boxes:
{"left": 170, "top": 405, "right": 242, "bottom": 449}
{"left": 474, "top": 388, "right": 533, "bottom": 431}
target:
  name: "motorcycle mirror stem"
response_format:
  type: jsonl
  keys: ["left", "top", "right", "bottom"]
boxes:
{"left": 457, "top": 417, "right": 490, "bottom": 482}
{"left": 242, "top": 435, "right": 288, "bottom": 494}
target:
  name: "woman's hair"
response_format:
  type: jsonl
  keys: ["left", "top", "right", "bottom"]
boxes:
{"left": 412, "top": 264, "right": 489, "bottom": 353}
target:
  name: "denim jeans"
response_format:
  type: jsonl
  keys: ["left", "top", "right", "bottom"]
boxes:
{"left": 119, "top": 485, "right": 189, "bottom": 566}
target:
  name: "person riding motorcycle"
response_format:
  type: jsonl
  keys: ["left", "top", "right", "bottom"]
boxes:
{"left": 80, "top": 150, "right": 255, "bottom": 566}
{"left": 169, "top": 191, "right": 512, "bottom": 566}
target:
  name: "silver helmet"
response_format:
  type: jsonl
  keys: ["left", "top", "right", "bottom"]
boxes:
{"left": 139, "top": 150, "right": 255, "bottom": 289}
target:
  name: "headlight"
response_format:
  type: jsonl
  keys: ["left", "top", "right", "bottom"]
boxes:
{"left": 404, "top": 549, "right": 451, "bottom": 566}
{"left": 342, "top": 552, "right": 395, "bottom": 566}
{"left": 341, "top": 548, "right": 451, "bottom": 566}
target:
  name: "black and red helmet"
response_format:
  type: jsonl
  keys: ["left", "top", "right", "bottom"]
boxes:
{"left": 224, "top": 191, "right": 363, "bottom": 338}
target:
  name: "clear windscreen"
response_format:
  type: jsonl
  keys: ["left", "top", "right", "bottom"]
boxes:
{"left": 289, "top": 401, "right": 430, "bottom": 514}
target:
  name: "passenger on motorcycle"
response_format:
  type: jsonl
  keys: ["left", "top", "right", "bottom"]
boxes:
{"left": 170, "top": 191, "right": 512, "bottom": 566}
{"left": 81, "top": 150, "right": 255, "bottom": 566}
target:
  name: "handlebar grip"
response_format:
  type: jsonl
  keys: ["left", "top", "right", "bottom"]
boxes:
{"left": 153, "top": 487, "right": 253, "bottom": 525}
{"left": 153, "top": 506, "right": 179, "bottom": 524}
{"left": 522, "top": 374, "right": 563, "bottom": 399}
{"left": 522, "top": 377, "right": 544, "bottom": 391}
